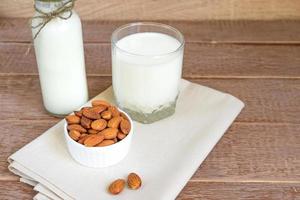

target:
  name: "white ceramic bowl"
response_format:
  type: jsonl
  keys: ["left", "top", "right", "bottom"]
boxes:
{"left": 64, "top": 109, "right": 133, "bottom": 168}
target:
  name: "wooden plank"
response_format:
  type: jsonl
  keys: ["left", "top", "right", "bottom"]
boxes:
{"left": 0, "top": 76, "right": 112, "bottom": 121}
{"left": 1, "top": 122, "right": 299, "bottom": 182}
{"left": 0, "top": 181, "right": 299, "bottom": 200}
{"left": 1, "top": 43, "right": 300, "bottom": 78}
{"left": 0, "top": 121, "right": 58, "bottom": 181}
{"left": 1, "top": 19, "right": 300, "bottom": 43}
{"left": 0, "top": 181, "right": 36, "bottom": 200}
{"left": 196, "top": 78, "right": 300, "bottom": 123}
{"left": 2, "top": 122, "right": 300, "bottom": 182}
{"left": 1, "top": 0, "right": 300, "bottom": 20}
{"left": 0, "top": 76, "right": 299, "bottom": 123}
{"left": 193, "top": 123, "right": 300, "bottom": 182}
{"left": 177, "top": 182, "right": 300, "bottom": 200}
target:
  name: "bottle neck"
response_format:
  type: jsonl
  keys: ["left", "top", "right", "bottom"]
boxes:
{"left": 35, "top": 0, "right": 71, "bottom": 13}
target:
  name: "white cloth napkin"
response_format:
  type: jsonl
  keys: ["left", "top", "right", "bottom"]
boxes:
{"left": 8, "top": 79, "right": 244, "bottom": 200}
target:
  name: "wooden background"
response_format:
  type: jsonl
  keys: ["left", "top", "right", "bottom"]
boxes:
{"left": 1, "top": 0, "right": 300, "bottom": 20}
{"left": 1, "top": 0, "right": 300, "bottom": 199}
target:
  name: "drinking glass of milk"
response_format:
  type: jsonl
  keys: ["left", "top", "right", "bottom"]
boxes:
{"left": 31, "top": 0, "right": 88, "bottom": 116}
{"left": 111, "top": 22, "right": 184, "bottom": 123}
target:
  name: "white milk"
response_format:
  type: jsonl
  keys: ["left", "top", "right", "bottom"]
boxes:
{"left": 32, "top": 0, "right": 88, "bottom": 115}
{"left": 112, "top": 32, "right": 183, "bottom": 114}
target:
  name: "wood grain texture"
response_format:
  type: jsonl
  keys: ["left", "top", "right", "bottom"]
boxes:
{"left": 1, "top": 76, "right": 299, "bottom": 123}
{"left": 1, "top": 43, "right": 300, "bottom": 78}
{"left": 1, "top": 0, "right": 300, "bottom": 20}
{"left": 177, "top": 182, "right": 300, "bottom": 200}
{"left": 1, "top": 121, "right": 299, "bottom": 182}
{"left": 193, "top": 123, "right": 300, "bottom": 182}
{"left": 0, "top": 181, "right": 298, "bottom": 200}
{"left": 2, "top": 19, "right": 300, "bottom": 43}
{"left": 0, "top": 120, "right": 58, "bottom": 181}
{"left": 0, "top": 181, "right": 36, "bottom": 200}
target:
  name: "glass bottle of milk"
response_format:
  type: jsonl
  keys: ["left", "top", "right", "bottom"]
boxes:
{"left": 31, "top": 0, "right": 88, "bottom": 116}
{"left": 111, "top": 23, "right": 184, "bottom": 123}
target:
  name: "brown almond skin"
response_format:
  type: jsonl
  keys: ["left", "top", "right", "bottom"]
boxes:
{"left": 79, "top": 107, "right": 90, "bottom": 115}
{"left": 108, "top": 106, "right": 120, "bottom": 117}
{"left": 120, "top": 119, "right": 131, "bottom": 134}
{"left": 82, "top": 109, "right": 101, "bottom": 120}
{"left": 120, "top": 112, "right": 129, "bottom": 121}
{"left": 67, "top": 124, "right": 87, "bottom": 133}
{"left": 97, "top": 139, "right": 115, "bottom": 147}
{"left": 92, "top": 100, "right": 111, "bottom": 107}
{"left": 88, "top": 129, "right": 98, "bottom": 134}
{"left": 74, "top": 107, "right": 89, "bottom": 117}
{"left": 65, "top": 115, "right": 81, "bottom": 124}
{"left": 90, "top": 105, "right": 107, "bottom": 114}
{"left": 101, "top": 110, "right": 112, "bottom": 120}
{"left": 80, "top": 133, "right": 88, "bottom": 138}
{"left": 74, "top": 110, "right": 83, "bottom": 117}
{"left": 108, "top": 179, "right": 125, "bottom": 195}
{"left": 127, "top": 173, "right": 142, "bottom": 190}
{"left": 81, "top": 116, "right": 92, "bottom": 129}
{"left": 107, "top": 116, "right": 122, "bottom": 128}
{"left": 101, "top": 128, "right": 118, "bottom": 139}
{"left": 91, "top": 119, "right": 107, "bottom": 131}
{"left": 117, "top": 132, "right": 126, "bottom": 140}
{"left": 78, "top": 134, "right": 89, "bottom": 144}
{"left": 83, "top": 134, "right": 105, "bottom": 147}
{"left": 68, "top": 130, "right": 81, "bottom": 141}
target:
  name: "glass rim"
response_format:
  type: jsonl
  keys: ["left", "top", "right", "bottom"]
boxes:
{"left": 111, "top": 22, "right": 185, "bottom": 58}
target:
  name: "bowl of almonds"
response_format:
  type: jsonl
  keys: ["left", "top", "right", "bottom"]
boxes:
{"left": 64, "top": 99, "right": 133, "bottom": 168}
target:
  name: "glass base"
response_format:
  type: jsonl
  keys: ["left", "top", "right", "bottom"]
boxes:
{"left": 45, "top": 108, "right": 67, "bottom": 118}
{"left": 121, "top": 101, "right": 177, "bottom": 124}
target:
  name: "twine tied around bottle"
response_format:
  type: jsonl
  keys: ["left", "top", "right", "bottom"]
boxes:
{"left": 31, "top": 0, "right": 75, "bottom": 39}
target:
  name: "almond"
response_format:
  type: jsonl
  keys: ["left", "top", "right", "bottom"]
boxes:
{"left": 88, "top": 129, "right": 98, "bottom": 134}
{"left": 81, "top": 107, "right": 90, "bottom": 112}
{"left": 108, "top": 106, "right": 120, "bottom": 117}
{"left": 91, "top": 119, "right": 107, "bottom": 131}
{"left": 83, "top": 108, "right": 101, "bottom": 120}
{"left": 83, "top": 134, "right": 104, "bottom": 147}
{"left": 120, "top": 112, "right": 129, "bottom": 121}
{"left": 75, "top": 107, "right": 90, "bottom": 117}
{"left": 120, "top": 119, "right": 131, "bottom": 134}
{"left": 92, "top": 100, "right": 110, "bottom": 108}
{"left": 68, "top": 130, "right": 81, "bottom": 141}
{"left": 127, "top": 173, "right": 142, "bottom": 190}
{"left": 80, "top": 133, "right": 88, "bottom": 138}
{"left": 67, "top": 104, "right": 131, "bottom": 147}
{"left": 67, "top": 124, "right": 87, "bottom": 133}
{"left": 107, "top": 116, "right": 122, "bottom": 128}
{"left": 74, "top": 110, "right": 83, "bottom": 117}
{"left": 101, "top": 110, "right": 112, "bottom": 120}
{"left": 81, "top": 116, "right": 92, "bottom": 129}
{"left": 117, "top": 132, "right": 126, "bottom": 140}
{"left": 90, "top": 105, "right": 107, "bottom": 114}
{"left": 108, "top": 179, "right": 125, "bottom": 195}
{"left": 78, "top": 134, "right": 89, "bottom": 144}
{"left": 101, "top": 128, "right": 118, "bottom": 139}
{"left": 65, "top": 115, "right": 81, "bottom": 124}
{"left": 97, "top": 139, "right": 115, "bottom": 147}
{"left": 80, "top": 106, "right": 90, "bottom": 113}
